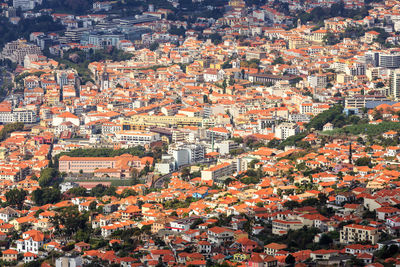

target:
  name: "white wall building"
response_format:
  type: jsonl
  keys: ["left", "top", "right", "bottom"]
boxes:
{"left": 274, "top": 122, "right": 300, "bottom": 140}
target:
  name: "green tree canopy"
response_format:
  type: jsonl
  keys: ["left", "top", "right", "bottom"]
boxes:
{"left": 32, "top": 187, "right": 61, "bottom": 206}
{"left": 5, "top": 188, "right": 27, "bottom": 209}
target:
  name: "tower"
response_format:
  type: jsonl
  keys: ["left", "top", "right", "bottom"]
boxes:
{"left": 100, "top": 63, "right": 109, "bottom": 91}
{"left": 297, "top": 18, "right": 302, "bottom": 28}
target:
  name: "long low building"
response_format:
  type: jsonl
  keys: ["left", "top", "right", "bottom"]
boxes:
{"left": 114, "top": 130, "right": 161, "bottom": 146}
{"left": 59, "top": 154, "right": 154, "bottom": 176}
{"left": 247, "top": 73, "right": 300, "bottom": 85}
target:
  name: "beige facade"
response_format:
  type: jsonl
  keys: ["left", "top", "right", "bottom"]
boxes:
{"left": 340, "top": 224, "right": 378, "bottom": 244}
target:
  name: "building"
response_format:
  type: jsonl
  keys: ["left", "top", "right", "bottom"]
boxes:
{"left": 168, "top": 217, "right": 202, "bottom": 232}
{"left": 344, "top": 95, "right": 389, "bottom": 109}
{"left": 264, "top": 243, "right": 288, "bottom": 256}
{"left": 56, "top": 256, "right": 83, "bottom": 267}
{"left": 2, "top": 249, "right": 18, "bottom": 262}
{"left": 247, "top": 73, "right": 299, "bottom": 85}
{"left": 59, "top": 154, "right": 153, "bottom": 175}
{"left": 13, "top": 0, "right": 41, "bottom": 11}
{"left": 389, "top": 69, "right": 400, "bottom": 99}
{"left": 101, "top": 220, "right": 135, "bottom": 237}
{"left": 215, "top": 140, "right": 239, "bottom": 155}
{"left": 207, "top": 227, "right": 234, "bottom": 245}
{"left": 169, "top": 144, "right": 205, "bottom": 167}
{"left": 272, "top": 220, "right": 303, "bottom": 235}
{"left": 308, "top": 74, "right": 328, "bottom": 89}
{"left": 340, "top": 224, "right": 379, "bottom": 244}
{"left": 274, "top": 122, "right": 300, "bottom": 140}
{"left": 0, "top": 105, "right": 38, "bottom": 124}
{"left": 114, "top": 130, "right": 161, "bottom": 146}
{"left": 1, "top": 39, "right": 42, "bottom": 64}
{"left": 379, "top": 52, "right": 400, "bottom": 69}
{"left": 201, "top": 162, "right": 234, "bottom": 182}
{"left": 0, "top": 207, "right": 18, "bottom": 222}
{"left": 60, "top": 182, "right": 79, "bottom": 193}
{"left": 16, "top": 230, "right": 45, "bottom": 254}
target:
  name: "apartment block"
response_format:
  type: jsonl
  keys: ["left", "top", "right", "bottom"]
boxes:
{"left": 340, "top": 224, "right": 379, "bottom": 244}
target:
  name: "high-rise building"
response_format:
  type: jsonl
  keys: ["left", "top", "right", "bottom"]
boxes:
{"left": 379, "top": 52, "right": 400, "bottom": 69}
{"left": 389, "top": 69, "right": 400, "bottom": 99}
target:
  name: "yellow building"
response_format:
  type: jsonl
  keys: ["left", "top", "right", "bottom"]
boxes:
{"left": 229, "top": 0, "right": 245, "bottom": 7}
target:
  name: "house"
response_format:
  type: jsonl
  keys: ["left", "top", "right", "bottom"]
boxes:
{"left": 323, "top": 123, "right": 333, "bottom": 131}
{"left": 345, "top": 244, "right": 377, "bottom": 255}
{"left": 310, "top": 249, "right": 339, "bottom": 260}
{"left": 264, "top": 243, "right": 288, "bottom": 256}
{"left": 168, "top": 217, "right": 202, "bottom": 232}
{"left": 234, "top": 237, "right": 258, "bottom": 253}
{"left": 207, "top": 226, "right": 234, "bottom": 245}
{"left": 120, "top": 257, "right": 137, "bottom": 267}
{"left": 2, "top": 249, "right": 18, "bottom": 262}
{"left": 24, "top": 252, "right": 37, "bottom": 263}
{"left": 376, "top": 207, "right": 400, "bottom": 220}
{"left": 16, "top": 229, "right": 45, "bottom": 254}
{"left": 382, "top": 130, "right": 397, "bottom": 139}
{"left": 0, "top": 207, "right": 18, "bottom": 222}
{"left": 197, "top": 240, "right": 212, "bottom": 254}
{"left": 247, "top": 253, "right": 264, "bottom": 267}
{"left": 75, "top": 241, "right": 90, "bottom": 252}
{"left": 272, "top": 220, "right": 303, "bottom": 235}
{"left": 335, "top": 192, "right": 355, "bottom": 205}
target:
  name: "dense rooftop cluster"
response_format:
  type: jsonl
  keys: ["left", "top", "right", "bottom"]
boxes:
{"left": 1, "top": 0, "right": 400, "bottom": 266}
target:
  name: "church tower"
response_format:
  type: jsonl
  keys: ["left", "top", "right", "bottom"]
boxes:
{"left": 100, "top": 63, "right": 109, "bottom": 91}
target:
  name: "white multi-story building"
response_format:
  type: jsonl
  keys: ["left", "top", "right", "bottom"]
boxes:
{"left": 274, "top": 122, "right": 300, "bottom": 140}
{"left": 13, "top": 0, "right": 42, "bottom": 10}
{"left": 114, "top": 131, "right": 161, "bottom": 146}
{"left": 0, "top": 106, "right": 38, "bottom": 124}
{"left": 16, "top": 230, "right": 45, "bottom": 254}
{"left": 56, "top": 256, "right": 83, "bottom": 267}
{"left": 207, "top": 227, "right": 234, "bottom": 245}
{"left": 389, "top": 69, "right": 400, "bottom": 99}
{"left": 307, "top": 74, "right": 328, "bottom": 89}
{"left": 169, "top": 143, "right": 205, "bottom": 167}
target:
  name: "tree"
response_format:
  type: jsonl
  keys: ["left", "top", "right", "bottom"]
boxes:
{"left": 210, "top": 33, "right": 222, "bottom": 45}
{"left": 0, "top": 122, "right": 24, "bottom": 141}
{"left": 181, "top": 167, "right": 191, "bottom": 180}
{"left": 32, "top": 187, "right": 61, "bottom": 206}
{"left": 149, "top": 42, "right": 159, "bottom": 51}
{"left": 131, "top": 168, "right": 139, "bottom": 185}
{"left": 319, "top": 234, "right": 333, "bottom": 247}
{"left": 5, "top": 188, "right": 27, "bottom": 210}
{"left": 38, "top": 168, "right": 58, "bottom": 187}
{"left": 272, "top": 57, "right": 285, "bottom": 65}
{"left": 90, "top": 184, "right": 116, "bottom": 197}
{"left": 355, "top": 157, "right": 372, "bottom": 167}
{"left": 51, "top": 206, "right": 89, "bottom": 236}
{"left": 89, "top": 201, "right": 97, "bottom": 211}
{"left": 306, "top": 105, "right": 344, "bottom": 130}
{"left": 323, "top": 32, "right": 340, "bottom": 45}
{"left": 67, "top": 186, "right": 87, "bottom": 197}
{"left": 285, "top": 254, "right": 295, "bottom": 266}
{"left": 284, "top": 200, "right": 301, "bottom": 209}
